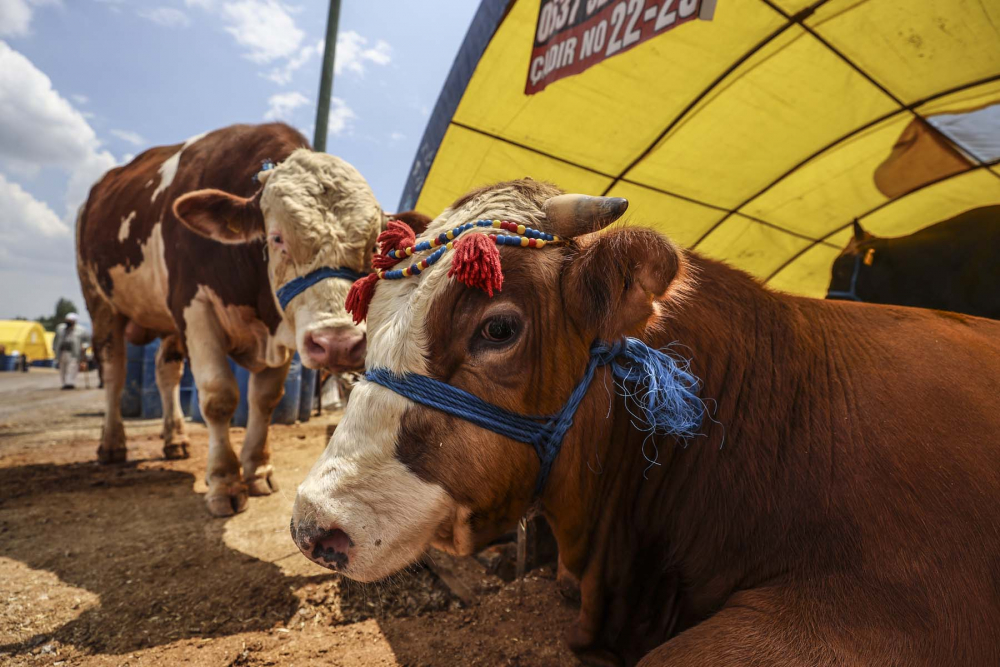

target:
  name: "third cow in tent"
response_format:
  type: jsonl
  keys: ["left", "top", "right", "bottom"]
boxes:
{"left": 827, "top": 205, "right": 1000, "bottom": 319}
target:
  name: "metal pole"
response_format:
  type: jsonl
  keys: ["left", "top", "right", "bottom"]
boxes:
{"left": 313, "top": 0, "right": 342, "bottom": 153}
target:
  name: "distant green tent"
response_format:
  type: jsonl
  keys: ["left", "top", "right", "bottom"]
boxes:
{"left": 401, "top": 0, "right": 1000, "bottom": 297}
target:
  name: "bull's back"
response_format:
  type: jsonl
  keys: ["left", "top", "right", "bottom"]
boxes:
{"left": 77, "top": 123, "right": 309, "bottom": 334}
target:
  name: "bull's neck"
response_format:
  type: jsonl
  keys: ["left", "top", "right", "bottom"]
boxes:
{"left": 541, "top": 254, "right": 811, "bottom": 660}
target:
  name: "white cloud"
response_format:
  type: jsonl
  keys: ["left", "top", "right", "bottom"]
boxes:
{"left": 0, "top": 172, "right": 67, "bottom": 238}
{"left": 0, "top": 0, "right": 32, "bottom": 37}
{"left": 65, "top": 149, "right": 116, "bottom": 217}
{"left": 139, "top": 6, "right": 191, "bottom": 28}
{"left": 184, "top": 0, "right": 215, "bottom": 8}
{"left": 389, "top": 131, "right": 404, "bottom": 142}
{"left": 0, "top": 41, "right": 115, "bottom": 319}
{"left": 0, "top": 171, "right": 75, "bottom": 312}
{"left": 0, "top": 40, "right": 116, "bottom": 219}
{"left": 263, "top": 31, "right": 392, "bottom": 87}
{"left": 335, "top": 30, "right": 391, "bottom": 76}
{"left": 109, "top": 129, "right": 145, "bottom": 146}
{"left": 328, "top": 97, "right": 355, "bottom": 137}
{"left": 0, "top": 0, "right": 59, "bottom": 37}
{"left": 71, "top": 93, "right": 87, "bottom": 105}
{"left": 263, "top": 91, "right": 307, "bottom": 121}
{"left": 121, "top": 152, "right": 135, "bottom": 164}
{"left": 221, "top": 0, "right": 303, "bottom": 64}
{"left": 263, "top": 39, "right": 320, "bottom": 85}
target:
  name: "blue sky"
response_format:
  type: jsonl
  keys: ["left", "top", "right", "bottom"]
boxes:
{"left": 0, "top": 0, "right": 479, "bottom": 322}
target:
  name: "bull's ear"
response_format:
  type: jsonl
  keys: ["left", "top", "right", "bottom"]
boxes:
{"left": 173, "top": 189, "right": 265, "bottom": 244}
{"left": 563, "top": 228, "right": 682, "bottom": 339}
{"left": 384, "top": 210, "right": 432, "bottom": 236}
{"left": 852, "top": 218, "right": 873, "bottom": 242}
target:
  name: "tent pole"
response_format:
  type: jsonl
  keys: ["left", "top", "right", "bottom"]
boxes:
{"left": 313, "top": 0, "right": 342, "bottom": 153}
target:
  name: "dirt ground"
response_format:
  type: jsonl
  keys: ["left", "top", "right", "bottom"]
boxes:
{"left": 0, "top": 369, "right": 578, "bottom": 666}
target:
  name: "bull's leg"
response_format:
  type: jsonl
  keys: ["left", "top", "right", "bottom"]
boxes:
{"left": 156, "top": 334, "right": 190, "bottom": 460}
{"left": 634, "top": 590, "right": 833, "bottom": 667}
{"left": 185, "top": 307, "right": 245, "bottom": 517}
{"left": 95, "top": 313, "right": 128, "bottom": 463}
{"left": 242, "top": 363, "right": 290, "bottom": 497}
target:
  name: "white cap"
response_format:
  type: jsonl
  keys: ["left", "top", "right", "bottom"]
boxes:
{"left": 65, "top": 312, "right": 78, "bottom": 322}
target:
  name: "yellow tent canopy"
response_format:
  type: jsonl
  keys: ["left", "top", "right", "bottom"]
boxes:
{"left": 0, "top": 320, "right": 52, "bottom": 360}
{"left": 400, "top": 0, "right": 1000, "bottom": 297}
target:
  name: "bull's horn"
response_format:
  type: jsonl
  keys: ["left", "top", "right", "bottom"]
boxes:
{"left": 542, "top": 194, "right": 629, "bottom": 238}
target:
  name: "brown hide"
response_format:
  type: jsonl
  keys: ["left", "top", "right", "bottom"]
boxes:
{"left": 77, "top": 123, "right": 310, "bottom": 340}
{"left": 399, "top": 227, "right": 1000, "bottom": 665}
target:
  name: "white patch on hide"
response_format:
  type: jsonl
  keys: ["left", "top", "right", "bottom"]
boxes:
{"left": 150, "top": 131, "right": 209, "bottom": 202}
{"left": 295, "top": 380, "right": 456, "bottom": 582}
{"left": 117, "top": 211, "right": 135, "bottom": 242}
{"left": 104, "top": 222, "right": 175, "bottom": 332}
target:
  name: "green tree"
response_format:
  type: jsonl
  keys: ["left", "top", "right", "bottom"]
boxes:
{"left": 37, "top": 298, "right": 78, "bottom": 332}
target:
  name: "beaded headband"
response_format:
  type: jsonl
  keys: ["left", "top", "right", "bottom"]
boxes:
{"left": 346, "top": 218, "right": 562, "bottom": 323}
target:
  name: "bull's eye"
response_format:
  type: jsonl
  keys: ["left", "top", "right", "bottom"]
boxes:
{"left": 268, "top": 232, "right": 285, "bottom": 251}
{"left": 481, "top": 316, "right": 518, "bottom": 344}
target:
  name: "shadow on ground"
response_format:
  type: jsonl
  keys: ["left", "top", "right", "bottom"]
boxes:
{"left": 0, "top": 458, "right": 330, "bottom": 658}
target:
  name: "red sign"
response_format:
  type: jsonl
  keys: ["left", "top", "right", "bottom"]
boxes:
{"left": 526, "top": 0, "right": 715, "bottom": 95}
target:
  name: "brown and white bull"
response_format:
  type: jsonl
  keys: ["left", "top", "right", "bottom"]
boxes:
{"left": 78, "top": 122, "right": 386, "bottom": 516}
{"left": 291, "top": 180, "right": 1000, "bottom": 665}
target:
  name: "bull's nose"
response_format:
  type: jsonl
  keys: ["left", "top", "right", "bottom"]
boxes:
{"left": 303, "top": 328, "right": 366, "bottom": 371}
{"left": 291, "top": 519, "right": 354, "bottom": 570}
{"left": 311, "top": 528, "right": 353, "bottom": 568}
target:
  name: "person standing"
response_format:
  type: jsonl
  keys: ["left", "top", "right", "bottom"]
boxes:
{"left": 54, "top": 313, "right": 88, "bottom": 389}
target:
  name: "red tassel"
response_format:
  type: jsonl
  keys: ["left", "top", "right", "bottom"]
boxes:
{"left": 379, "top": 220, "right": 417, "bottom": 250}
{"left": 346, "top": 273, "right": 379, "bottom": 324}
{"left": 372, "top": 252, "right": 401, "bottom": 270}
{"left": 372, "top": 220, "right": 415, "bottom": 269}
{"left": 449, "top": 234, "right": 503, "bottom": 297}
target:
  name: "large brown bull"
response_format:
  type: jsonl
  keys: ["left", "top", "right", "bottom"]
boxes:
{"left": 292, "top": 179, "right": 1000, "bottom": 665}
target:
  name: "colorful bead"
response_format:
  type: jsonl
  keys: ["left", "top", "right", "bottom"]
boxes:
{"left": 376, "top": 218, "right": 559, "bottom": 282}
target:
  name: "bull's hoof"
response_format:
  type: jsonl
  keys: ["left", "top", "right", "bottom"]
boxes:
{"left": 97, "top": 447, "right": 127, "bottom": 464}
{"left": 205, "top": 489, "right": 248, "bottom": 517}
{"left": 163, "top": 442, "right": 190, "bottom": 460}
{"left": 246, "top": 466, "right": 278, "bottom": 496}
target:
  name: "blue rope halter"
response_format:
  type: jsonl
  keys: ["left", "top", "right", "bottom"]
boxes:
{"left": 366, "top": 337, "right": 705, "bottom": 494}
{"left": 276, "top": 266, "right": 368, "bottom": 310}
{"left": 826, "top": 254, "right": 863, "bottom": 301}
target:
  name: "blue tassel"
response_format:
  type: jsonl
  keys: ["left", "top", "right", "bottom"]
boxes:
{"left": 603, "top": 338, "right": 705, "bottom": 441}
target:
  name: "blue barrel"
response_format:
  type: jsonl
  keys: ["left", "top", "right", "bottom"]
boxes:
{"left": 179, "top": 362, "right": 195, "bottom": 418}
{"left": 121, "top": 343, "right": 144, "bottom": 417}
{"left": 298, "top": 365, "right": 316, "bottom": 422}
{"left": 272, "top": 354, "right": 302, "bottom": 425}
{"left": 0, "top": 355, "right": 14, "bottom": 372}
{"left": 140, "top": 339, "right": 162, "bottom": 419}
